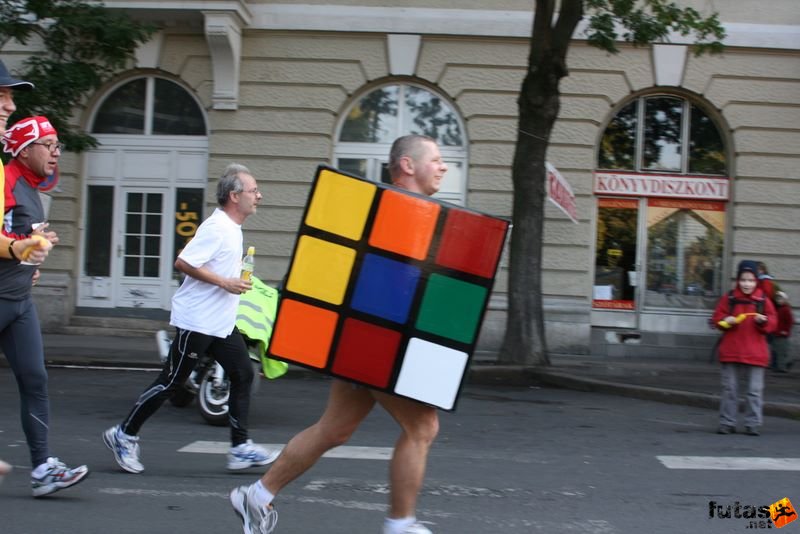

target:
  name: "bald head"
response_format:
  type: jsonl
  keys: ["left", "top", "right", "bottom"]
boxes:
{"left": 388, "top": 135, "right": 447, "bottom": 196}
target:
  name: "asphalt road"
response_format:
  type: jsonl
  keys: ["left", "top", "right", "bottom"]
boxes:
{"left": 1, "top": 366, "right": 799, "bottom": 533}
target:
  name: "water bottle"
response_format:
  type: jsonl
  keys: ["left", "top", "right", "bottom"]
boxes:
{"left": 241, "top": 246, "right": 255, "bottom": 281}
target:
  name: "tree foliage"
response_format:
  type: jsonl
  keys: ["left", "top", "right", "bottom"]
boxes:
{"left": 0, "top": 0, "right": 154, "bottom": 152}
{"left": 499, "top": 0, "right": 725, "bottom": 366}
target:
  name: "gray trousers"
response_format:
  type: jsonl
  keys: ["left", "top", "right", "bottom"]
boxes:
{"left": 773, "top": 337, "right": 792, "bottom": 371}
{"left": 719, "top": 363, "right": 764, "bottom": 428}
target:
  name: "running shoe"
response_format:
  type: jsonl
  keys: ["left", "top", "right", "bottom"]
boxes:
{"left": 31, "top": 457, "right": 89, "bottom": 497}
{"left": 230, "top": 484, "right": 278, "bottom": 534}
{"left": 383, "top": 522, "right": 433, "bottom": 534}
{"left": 227, "top": 440, "right": 280, "bottom": 470}
{"left": 103, "top": 425, "right": 144, "bottom": 473}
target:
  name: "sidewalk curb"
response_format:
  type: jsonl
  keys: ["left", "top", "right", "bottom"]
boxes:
{"left": 531, "top": 369, "right": 800, "bottom": 421}
{"left": 13, "top": 357, "right": 800, "bottom": 421}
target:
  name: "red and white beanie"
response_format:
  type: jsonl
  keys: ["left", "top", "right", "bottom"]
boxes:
{"left": 2, "top": 116, "right": 58, "bottom": 157}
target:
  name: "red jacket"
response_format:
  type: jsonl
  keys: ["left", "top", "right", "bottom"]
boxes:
{"left": 711, "top": 287, "right": 777, "bottom": 367}
{"left": 758, "top": 277, "right": 775, "bottom": 301}
{"left": 775, "top": 303, "right": 794, "bottom": 338}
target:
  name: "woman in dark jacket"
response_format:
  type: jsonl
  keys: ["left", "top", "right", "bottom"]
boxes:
{"left": 711, "top": 260, "right": 777, "bottom": 435}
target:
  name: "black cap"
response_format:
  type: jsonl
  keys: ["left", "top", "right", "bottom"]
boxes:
{"left": 0, "top": 59, "right": 33, "bottom": 91}
{"left": 737, "top": 260, "right": 758, "bottom": 278}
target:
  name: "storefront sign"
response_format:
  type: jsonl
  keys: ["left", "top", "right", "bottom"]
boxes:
{"left": 594, "top": 172, "right": 729, "bottom": 200}
{"left": 547, "top": 163, "right": 578, "bottom": 223}
{"left": 592, "top": 299, "right": 635, "bottom": 310}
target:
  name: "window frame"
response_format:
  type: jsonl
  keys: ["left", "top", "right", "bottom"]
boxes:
{"left": 333, "top": 82, "right": 468, "bottom": 205}
{"left": 90, "top": 75, "right": 207, "bottom": 136}
{"left": 597, "top": 94, "right": 727, "bottom": 177}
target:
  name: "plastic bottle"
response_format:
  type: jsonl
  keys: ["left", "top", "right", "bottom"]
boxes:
{"left": 241, "top": 246, "right": 255, "bottom": 281}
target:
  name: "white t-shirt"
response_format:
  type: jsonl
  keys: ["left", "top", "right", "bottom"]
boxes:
{"left": 170, "top": 208, "right": 243, "bottom": 337}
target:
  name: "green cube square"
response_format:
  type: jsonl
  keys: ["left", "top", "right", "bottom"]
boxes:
{"left": 415, "top": 274, "right": 487, "bottom": 344}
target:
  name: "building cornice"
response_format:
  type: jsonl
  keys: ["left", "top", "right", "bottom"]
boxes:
{"left": 249, "top": 4, "right": 800, "bottom": 51}
{"left": 107, "top": 3, "right": 800, "bottom": 50}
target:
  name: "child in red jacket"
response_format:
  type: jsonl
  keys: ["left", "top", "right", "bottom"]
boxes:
{"left": 712, "top": 260, "right": 777, "bottom": 436}
{"left": 772, "top": 291, "right": 795, "bottom": 372}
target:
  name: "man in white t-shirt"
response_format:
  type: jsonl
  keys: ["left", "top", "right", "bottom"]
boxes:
{"left": 103, "top": 163, "right": 279, "bottom": 473}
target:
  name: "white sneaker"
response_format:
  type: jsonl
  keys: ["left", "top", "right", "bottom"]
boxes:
{"left": 103, "top": 425, "right": 144, "bottom": 473}
{"left": 156, "top": 330, "right": 172, "bottom": 363}
{"left": 230, "top": 484, "right": 278, "bottom": 534}
{"left": 383, "top": 522, "right": 433, "bottom": 534}
{"left": 228, "top": 440, "right": 280, "bottom": 470}
{"left": 31, "top": 457, "right": 89, "bottom": 497}
{"left": 0, "top": 459, "right": 11, "bottom": 486}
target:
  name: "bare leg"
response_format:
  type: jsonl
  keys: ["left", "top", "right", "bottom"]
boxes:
{"left": 0, "top": 458, "right": 11, "bottom": 484}
{"left": 374, "top": 392, "right": 439, "bottom": 518}
{"left": 261, "top": 380, "right": 375, "bottom": 494}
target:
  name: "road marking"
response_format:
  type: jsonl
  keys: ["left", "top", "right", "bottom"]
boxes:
{"left": 97, "top": 488, "right": 616, "bottom": 531}
{"left": 51, "top": 364, "right": 159, "bottom": 372}
{"left": 644, "top": 418, "right": 705, "bottom": 428}
{"left": 303, "top": 478, "right": 538, "bottom": 499}
{"left": 178, "top": 440, "right": 393, "bottom": 460}
{"left": 100, "top": 488, "right": 229, "bottom": 498}
{"left": 299, "top": 499, "right": 616, "bottom": 534}
{"left": 657, "top": 456, "right": 800, "bottom": 470}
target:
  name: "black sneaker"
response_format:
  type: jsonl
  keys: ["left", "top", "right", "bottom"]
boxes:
{"left": 744, "top": 426, "right": 760, "bottom": 436}
{"left": 716, "top": 425, "right": 736, "bottom": 434}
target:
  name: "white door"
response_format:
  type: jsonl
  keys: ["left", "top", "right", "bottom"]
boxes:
{"left": 77, "top": 137, "right": 208, "bottom": 310}
{"left": 114, "top": 187, "right": 170, "bottom": 308}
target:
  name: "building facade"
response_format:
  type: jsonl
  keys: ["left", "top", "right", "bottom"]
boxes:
{"left": 5, "top": 0, "right": 798, "bottom": 359}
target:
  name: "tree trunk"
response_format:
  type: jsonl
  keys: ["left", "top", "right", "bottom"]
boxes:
{"left": 498, "top": 0, "right": 583, "bottom": 366}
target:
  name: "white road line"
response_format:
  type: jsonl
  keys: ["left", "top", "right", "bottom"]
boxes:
{"left": 298, "top": 500, "right": 616, "bottom": 534}
{"left": 643, "top": 418, "right": 705, "bottom": 428}
{"left": 657, "top": 456, "right": 800, "bottom": 470}
{"left": 50, "top": 364, "right": 159, "bottom": 372}
{"left": 100, "top": 488, "right": 229, "bottom": 498}
{"left": 303, "top": 478, "right": 535, "bottom": 499}
{"left": 97, "top": 489, "right": 616, "bottom": 531}
{"left": 178, "top": 440, "right": 393, "bottom": 460}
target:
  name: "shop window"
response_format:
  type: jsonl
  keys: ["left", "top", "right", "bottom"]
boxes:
{"left": 594, "top": 95, "right": 728, "bottom": 311}
{"left": 93, "top": 77, "right": 205, "bottom": 135}
{"left": 334, "top": 83, "right": 467, "bottom": 205}
{"left": 645, "top": 199, "right": 724, "bottom": 309}
{"left": 593, "top": 198, "right": 638, "bottom": 309}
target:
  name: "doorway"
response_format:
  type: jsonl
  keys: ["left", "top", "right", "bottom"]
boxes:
{"left": 77, "top": 138, "right": 207, "bottom": 310}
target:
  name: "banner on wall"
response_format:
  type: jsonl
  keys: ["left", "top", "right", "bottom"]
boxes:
{"left": 547, "top": 162, "right": 578, "bottom": 224}
{"left": 267, "top": 166, "right": 510, "bottom": 411}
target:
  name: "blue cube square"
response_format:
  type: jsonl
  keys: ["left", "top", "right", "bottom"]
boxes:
{"left": 350, "top": 253, "right": 421, "bottom": 324}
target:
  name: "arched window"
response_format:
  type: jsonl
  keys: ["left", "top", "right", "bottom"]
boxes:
{"left": 92, "top": 77, "right": 206, "bottom": 135}
{"left": 598, "top": 95, "right": 726, "bottom": 175}
{"left": 334, "top": 83, "right": 467, "bottom": 205}
{"left": 593, "top": 95, "right": 729, "bottom": 313}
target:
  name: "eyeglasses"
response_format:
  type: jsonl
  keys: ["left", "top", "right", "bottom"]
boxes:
{"left": 30, "top": 141, "right": 65, "bottom": 153}
{"left": 240, "top": 187, "right": 260, "bottom": 195}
